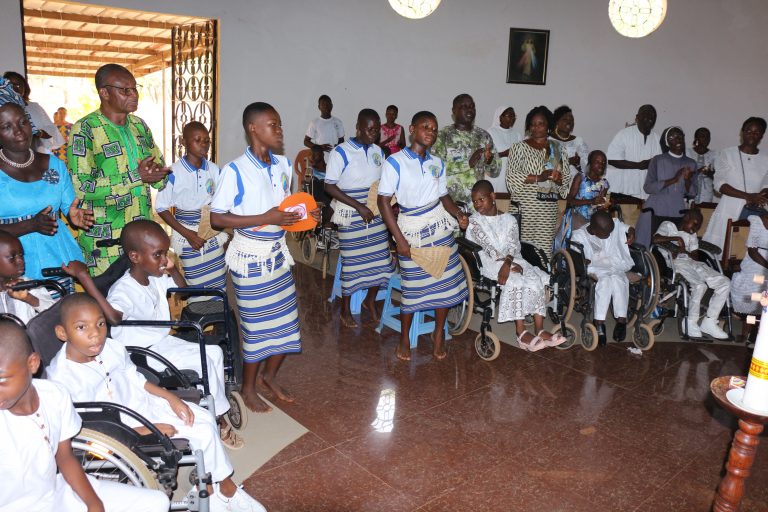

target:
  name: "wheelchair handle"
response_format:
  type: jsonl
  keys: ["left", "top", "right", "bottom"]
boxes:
{"left": 95, "top": 238, "right": 121, "bottom": 248}
{"left": 118, "top": 320, "right": 209, "bottom": 396}
{"left": 0, "top": 313, "right": 24, "bottom": 327}
{"left": 74, "top": 401, "right": 177, "bottom": 452}
{"left": 8, "top": 279, "right": 67, "bottom": 297}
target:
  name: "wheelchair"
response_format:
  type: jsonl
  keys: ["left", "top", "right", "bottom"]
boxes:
{"left": 292, "top": 176, "right": 338, "bottom": 279}
{"left": 452, "top": 207, "right": 579, "bottom": 361}
{"left": 7, "top": 287, "right": 215, "bottom": 510}
{"left": 566, "top": 239, "right": 659, "bottom": 351}
{"left": 44, "top": 247, "right": 249, "bottom": 434}
{"left": 649, "top": 236, "right": 734, "bottom": 342}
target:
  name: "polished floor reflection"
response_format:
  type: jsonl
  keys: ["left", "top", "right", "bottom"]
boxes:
{"left": 242, "top": 264, "right": 768, "bottom": 512}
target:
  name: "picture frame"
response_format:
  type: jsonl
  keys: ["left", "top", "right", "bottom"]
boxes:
{"left": 506, "top": 28, "right": 550, "bottom": 85}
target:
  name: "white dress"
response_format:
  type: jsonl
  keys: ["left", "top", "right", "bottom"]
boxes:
{"left": 466, "top": 212, "right": 549, "bottom": 322}
{"left": 730, "top": 215, "right": 768, "bottom": 314}
{"left": 703, "top": 147, "right": 768, "bottom": 249}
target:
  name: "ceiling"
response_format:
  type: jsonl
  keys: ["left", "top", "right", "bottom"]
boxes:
{"left": 23, "top": 0, "right": 209, "bottom": 78}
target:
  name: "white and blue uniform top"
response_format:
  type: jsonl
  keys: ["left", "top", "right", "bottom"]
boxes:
{"left": 155, "top": 157, "right": 221, "bottom": 216}
{"left": 325, "top": 138, "right": 384, "bottom": 195}
{"left": 211, "top": 148, "right": 292, "bottom": 220}
{"left": 378, "top": 147, "right": 447, "bottom": 208}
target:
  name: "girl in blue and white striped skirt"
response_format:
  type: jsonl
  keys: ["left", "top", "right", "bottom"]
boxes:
{"left": 378, "top": 111, "right": 469, "bottom": 361}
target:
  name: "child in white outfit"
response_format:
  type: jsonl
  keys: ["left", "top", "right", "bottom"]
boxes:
{"left": 0, "top": 320, "right": 169, "bottom": 512}
{"left": 0, "top": 231, "right": 56, "bottom": 324}
{"left": 571, "top": 210, "right": 635, "bottom": 346}
{"left": 47, "top": 293, "right": 266, "bottom": 512}
{"left": 653, "top": 209, "right": 730, "bottom": 339}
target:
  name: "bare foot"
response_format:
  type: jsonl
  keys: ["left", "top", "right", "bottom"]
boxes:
{"left": 395, "top": 344, "right": 411, "bottom": 361}
{"left": 362, "top": 300, "right": 380, "bottom": 323}
{"left": 432, "top": 332, "right": 447, "bottom": 361}
{"left": 259, "top": 376, "right": 295, "bottom": 403}
{"left": 340, "top": 312, "right": 359, "bottom": 328}
{"left": 240, "top": 389, "right": 272, "bottom": 413}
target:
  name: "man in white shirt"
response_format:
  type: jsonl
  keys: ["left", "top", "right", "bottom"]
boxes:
{"left": 606, "top": 104, "right": 661, "bottom": 200}
{"left": 303, "top": 94, "right": 345, "bottom": 160}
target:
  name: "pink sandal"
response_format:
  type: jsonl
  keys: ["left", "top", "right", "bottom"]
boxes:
{"left": 517, "top": 332, "right": 547, "bottom": 352}
{"left": 539, "top": 330, "right": 567, "bottom": 348}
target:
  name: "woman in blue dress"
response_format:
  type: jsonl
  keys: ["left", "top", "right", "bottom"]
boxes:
{"left": 553, "top": 150, "right": 610, "bottom": 251}
{"left": 0, "top": 93, "right": 93, "bottom": 290}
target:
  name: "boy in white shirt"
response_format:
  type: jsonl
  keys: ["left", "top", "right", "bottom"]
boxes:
{"left": 303, "top": 94, "right": 345, "bottom": 161}
{"left": 47, "top": 294, "right": 265, "bottom": 512}
{"left": 571, "top": 210, "right": 636, "bottom": 346}
{"left": 0, "top": 319, "right": 169, "bottom": 512}
{"left": 156, "top": 121, "right": 228, "bottom": 299}
{"left": 62, "top": 220, "right": 238, "bottom": 448}
{"left": 0, "top": 231, "right": 56, "bottom": 324}
{"left": 653, "top": 209, "right": 730, "bottom": 339}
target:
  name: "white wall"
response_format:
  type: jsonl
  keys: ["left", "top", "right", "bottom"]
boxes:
{"left": 5, "top": 0, "right": 768, "bottom": 163}
{"left": 0, "top": 0, "right": 24, "bottom": 73}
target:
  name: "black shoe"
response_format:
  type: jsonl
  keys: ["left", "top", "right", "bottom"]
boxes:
{"left": 597, "top": 324, "right": 607, "bottom": 347}
{"left": 613, "top": 322, "right": 627, "bottom": 342}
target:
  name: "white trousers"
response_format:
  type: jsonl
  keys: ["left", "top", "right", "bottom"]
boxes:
{"left": 147, "top": 400, "right": 234, "bottom": 483}
{"left": 674, "top": 259, "right": 730, "bottom": 320}
{"left": 593, "top": 272, "right": 629, "bottom": 321}
{"left": 57, "top": 474, "right": 169, "bottom": 511}
{"left": 149, "top": 335, "right": 229, "bottom": 417}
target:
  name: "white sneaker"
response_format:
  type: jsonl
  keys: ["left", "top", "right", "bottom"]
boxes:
{"left": 700, "top": 317, "right": 728, "bottom": 340}
{"left": 682, "top": 318, "right": 702, "bottom": 338}
{"left": 211, "top": 484, "right": 267, "bottom": 512}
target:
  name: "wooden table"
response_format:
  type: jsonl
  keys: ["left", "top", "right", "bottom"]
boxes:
{"left": 710, "top": 376, "right": 768, "bottom": 512}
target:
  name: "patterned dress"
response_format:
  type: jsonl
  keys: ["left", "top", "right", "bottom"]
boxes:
{"left": 466, "top": 212, "right": 549, "bottom": 322}
{"left": 431, "top": 125, "right": 500, "bottom": 205}
{"left": 505, "top": 140, "right": 570, "bottom": 254}
{"left": 379, "top": 123, "right": 403, "bottom": 156}
{"left": 68, "top": 110, "right": 165, "bottom": 275}
{"left": 553, "top": 173, "right": 609, "bottom": 252}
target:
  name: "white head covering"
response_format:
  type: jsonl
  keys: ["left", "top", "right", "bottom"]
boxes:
{"left": 489, "top": 106, "right": 510, "bottom": 129}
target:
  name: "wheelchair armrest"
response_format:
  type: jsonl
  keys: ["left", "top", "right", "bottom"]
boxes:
{"left": 75, "top": 401, "right": 178, "bottom": 455}
{"left": 455, "top": 236, "right": 483, "bottom": 254}
{"left": 119, "top": 321, "right": 209, "bottom": 396}
{"left": 640, "top": 207, "right": 654, "bottom": 214}
{"left": 168, "top": 286, "right": 231, "bottom": 320}
{"left": 126, "top": 346, "right": 194, "bottom": 388}
{"left": 655, "top": 241, "right": 681, "bottom": 257}
{"left": 0, "top": 313, "right": 25, "bottom": 328}
{"left": 697, "top": 239, "right": 722, "bottom": 256}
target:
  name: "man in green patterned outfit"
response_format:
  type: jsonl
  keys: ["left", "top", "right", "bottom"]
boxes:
{"left": 431, "top": 93, "right": 501, "bottom": 206}
{"left": 68, "top": 64, "right": 170, "bottom": 275}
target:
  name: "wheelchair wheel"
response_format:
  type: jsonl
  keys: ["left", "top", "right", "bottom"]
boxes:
{"left": 549, "top": 249, "right": 576, "bottom": 324}
{"left": 225, "top": 390, "right": 249, "bottom": 433}
{"left": 322, "top": 250, "right": 330, "bottom": 280}
{"left": 447, "top": 254, "right": 474, "bottom": 336}
{"left": 474, "top": 331, "right": 501, "bottom": 361}
{"left": 580, "top": 323, "right": 599, "bottom": 352}
{"left": 552, "top": 322, "right": 577, "bottom": 350}
{"left": 290, "top": 230, "right": 307, "bottom": 242}
{"left": 73, "top": 428, "right": 160, "bottom": 490}
{"left": 632, "top": 323, "right": 655, "bottom": 351}
{"left": 300, "top": 236, "right": 317, "bottom": 264}
{"left": 642, "top": 250, "right": 661, "bottom": 318}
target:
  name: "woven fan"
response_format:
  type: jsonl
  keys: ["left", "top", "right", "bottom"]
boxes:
{"left": 196, "top": 205, "right": 222, "bottom": 240}
{"left": 410, "top": 246, "right": 451, "bottom": 279}
{"left": 367, "top": 181, "right": 396, "bottom": 217}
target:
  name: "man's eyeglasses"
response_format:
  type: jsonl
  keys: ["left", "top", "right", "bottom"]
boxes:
{"left": 102, "top": 84, "right": 142, "bottom": 96}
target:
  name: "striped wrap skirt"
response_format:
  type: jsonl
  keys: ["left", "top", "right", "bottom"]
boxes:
{"left": 398, "top": 201, "right": 468, "bottom": 313}
{"left": 228, "top": 228, "right": 301, "bottom": 363}
{"left": 335, "top": 188, "right": 395, "bottom": 296}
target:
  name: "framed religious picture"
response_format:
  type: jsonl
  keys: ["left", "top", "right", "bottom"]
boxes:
{"left": 506, "top": 28, "right": 550, "bottom": 85}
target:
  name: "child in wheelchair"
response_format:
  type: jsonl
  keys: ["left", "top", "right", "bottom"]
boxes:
{"left": 571, "top": 210, "right": 635, "bottom": 346}
{"left": 0, "top": 231, "right": 56, "bottom": 324}
{"left": 62, "top": 220, "right": 239, "bottom": 449}
{"left": 653, "top": 208, "right": 730, "bottom": 339}
{"left": 47, "top": 294, "right": 266, "bottom": 512}
{"left": 466, "top": 180, "right": 565, "bottom": 351}
{"left": 309, "top": 146, "right": 338, "bottom": 250}
{"left": 0, "top": 319, "right": 170, "bottom": 512}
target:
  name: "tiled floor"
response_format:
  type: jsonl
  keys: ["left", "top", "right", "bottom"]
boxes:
{"left": 242, "top": 264, "right": 768, "bottom": 512}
